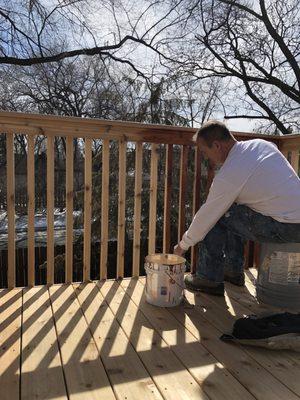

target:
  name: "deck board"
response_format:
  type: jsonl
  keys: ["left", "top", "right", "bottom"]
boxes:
{"left": 49, "top": 284, "right": 116, "bottom": 400}
{"left": 120, "top": 278, "right": 255, "bottom": 400}
{"left": 0, "top": 289, "right": 22, "bottom": 400}
{"left": 74, "top": 282, "right": 163, "bottom": 400}
{"left": 180, "top": 285, "right": 300, "bottom": 400}
{"left": 21, "top": 287, "right": 67, "bottom": 400}
{"left": 99, "top": 279, "right": 207, "bottom": 400}
{"left": 1, "top": 271, "right": 300, "bottom": 400}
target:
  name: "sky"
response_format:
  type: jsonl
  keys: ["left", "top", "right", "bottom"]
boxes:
{"left": 82, "top": 1, "right": 262, "bottom": 134}
{"left": 2, "top": 1, "right": 274, "bottom": 134}
{"left": 226, "top": 118, "right": 257, "bottom": 133}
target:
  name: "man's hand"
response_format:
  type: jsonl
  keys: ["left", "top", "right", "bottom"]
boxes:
{"left": 173, "top": 244, "right": 186, "bottom": 257}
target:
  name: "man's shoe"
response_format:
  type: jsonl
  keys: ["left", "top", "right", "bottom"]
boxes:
{"left": 224, "top": 272, "right": 245, "bottom": 286}
{"left": 184, "top": 274, "right": 224, "bottom": 296}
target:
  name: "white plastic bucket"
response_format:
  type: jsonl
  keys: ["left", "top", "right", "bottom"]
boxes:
{"left": 256, "top": 242, "right": 300, "bottom": 310}
{"left": 144, "top": 253, "right": 186, "bottom": 307}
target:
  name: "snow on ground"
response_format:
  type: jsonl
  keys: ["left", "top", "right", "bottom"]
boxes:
{"left": 0, "top": 209, "right": 83, "bottom": 250}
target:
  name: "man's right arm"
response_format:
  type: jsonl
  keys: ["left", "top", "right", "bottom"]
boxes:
{"left": 179, "top": 177, "right": 242, "bottom": 250}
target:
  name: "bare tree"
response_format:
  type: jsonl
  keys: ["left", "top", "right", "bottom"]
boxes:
{"left": 163, "top": 0, "right": 300, "bottom": 134}
{"left": 2, "top": 0, "right": 298, "bottom": 134}
{"left": 0, "top": 0, "right": 180, "bottom": 77}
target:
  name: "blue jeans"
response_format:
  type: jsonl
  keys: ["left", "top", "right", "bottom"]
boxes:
{"left": 197, "top": 204, "right": 300, "bottom": 283}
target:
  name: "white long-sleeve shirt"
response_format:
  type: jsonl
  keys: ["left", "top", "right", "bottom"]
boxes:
{"left": 179, "top": 139, "right": 300, "bottom": 250}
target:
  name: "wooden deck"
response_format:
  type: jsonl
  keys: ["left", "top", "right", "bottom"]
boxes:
{"left": 1, "top": 269, "right": 300, "bottom": 400}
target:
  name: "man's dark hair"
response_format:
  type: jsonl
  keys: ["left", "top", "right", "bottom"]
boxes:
{"left": 196, "top": 120, "right": 235, "bottom": 147}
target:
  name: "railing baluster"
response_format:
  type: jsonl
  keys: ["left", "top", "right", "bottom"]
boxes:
{"left": 191, "top": 145, "right": 202, "bottom": 273}
{"left": 83, "top": 138, "right": 92, "bottom": 281}
{"left": 66, "top": 136, "right": 73, "bottom": 283}
{"left": 148, "top": 143, "right": 158, "bottom": 255}
{"left": 2, "top": 112, "right": 300, "bottom": 288}
{"left": 117, "top": 139, "right": 126, "bottom": 278}
{"left": 6, "top": 133, "right": 15, "bottom": 288}
{"left": 27, "top": 134, "right": 35, "bottom": 286}
{"left": 100, "top": 139, "right": 110, "bottom": 280}
{"left": 281, "top": 149, "right": 289, "bottom": 159}
{"left": 291, "top": 150, "right": 300, "bottom": 176}
{"left": 178, "top": 145, "right": 188, "bottom": 242}
{"left": 244, "top": 241, "right": 251, "bottom": 269}
{"left": 163, "top": 144, "right": 173, "bottom": 254}
{"left": 253, "top": 242, "right": 261, "bottom": 269}
{"left": 47, "top": 135, "right": 54, "bottom": 285}
{"left": 206, "top": 160, "right": 215, "bottom": 196}
{"left": 133, "top": 142, "right": 143, "bottom": 277}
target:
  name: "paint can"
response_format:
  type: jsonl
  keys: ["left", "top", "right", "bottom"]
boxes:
{"left": 144, "top": 253, "right": 186, "bottom": 307}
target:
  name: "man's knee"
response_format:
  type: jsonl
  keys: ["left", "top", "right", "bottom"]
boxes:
{"left": 223, "top": 204, "right": 252, "bottom": 220}
{"left": 203, "top": 220, "right": 227, "bottom": 247}
{"left": 218, "top": 204, "right": 257, "bottom": 241}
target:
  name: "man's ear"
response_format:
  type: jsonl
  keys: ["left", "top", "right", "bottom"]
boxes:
{"left": 212, "top": 140, "right": 221, "bottom": 150}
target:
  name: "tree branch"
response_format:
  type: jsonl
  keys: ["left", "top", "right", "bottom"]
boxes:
{"left": 0, "top": 9, "right": 43, "bottom": 51}
{"left": 259, "top": 0, "right": 300, "bottom": 90}
{"left": 217, "top": 0, "right": 263, "bottom": 20}
{"left": 0, "top": 35, "right": 155, "bottom": 66}
{"left": 238, "top": 58, "right": 290, "bottom": 134}
{"left": 224, "top": 114, "right": 270, "bottom": 119}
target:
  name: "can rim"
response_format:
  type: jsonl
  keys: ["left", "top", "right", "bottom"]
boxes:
{"left": 145, "top": 253, "right": 186, "bottom": 265}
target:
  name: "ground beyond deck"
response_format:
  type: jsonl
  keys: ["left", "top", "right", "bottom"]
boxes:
{"left": 1, "top": 269, "right": 300, "bottom": 400}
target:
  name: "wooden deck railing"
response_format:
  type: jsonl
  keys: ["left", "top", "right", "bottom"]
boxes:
{"left": 0, "top": 111, "right": 299, "bottom": 288}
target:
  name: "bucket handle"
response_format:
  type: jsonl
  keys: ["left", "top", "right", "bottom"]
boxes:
{"left": 163, "top": 270, "right": 186, "bottom": 291}
{"left": 163, "top": 259, "right": 192, "bottom": 290}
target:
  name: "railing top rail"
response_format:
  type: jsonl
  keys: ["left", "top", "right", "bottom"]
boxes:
{"left": 0, "top": 111, "right": 299, "bottom": 146}
{"left": 0, "top": 111, "right": 195, "bottom": 145}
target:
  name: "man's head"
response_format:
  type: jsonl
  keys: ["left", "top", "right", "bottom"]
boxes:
{"left": 195, "top": 120, "right": 236, "bottom": 165}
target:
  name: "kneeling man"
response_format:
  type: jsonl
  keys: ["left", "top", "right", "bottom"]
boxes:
{"left": 174, "top": 121, "right": 300, "bottom": 295}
